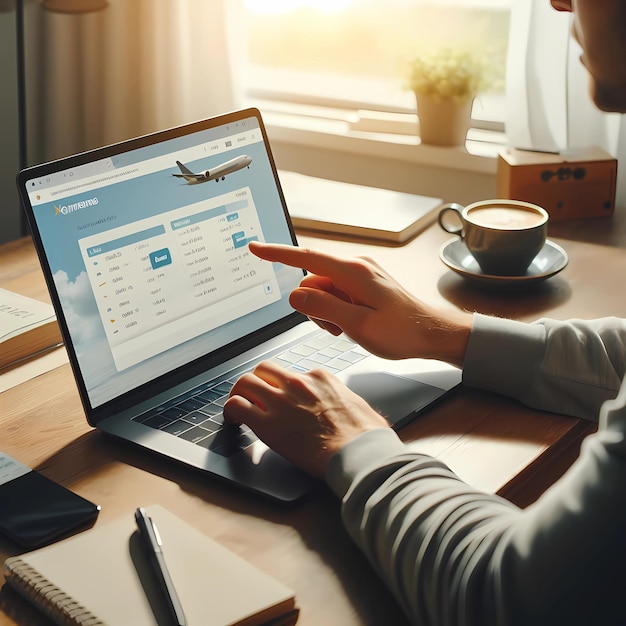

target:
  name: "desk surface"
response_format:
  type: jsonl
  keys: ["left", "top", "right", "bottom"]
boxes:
{"left": 2, "top": 214, "right": 625, "bottom": 625}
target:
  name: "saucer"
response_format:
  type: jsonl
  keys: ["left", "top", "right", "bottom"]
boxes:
{"left": 439, "top": 238, "right": 568, "bottom": 286}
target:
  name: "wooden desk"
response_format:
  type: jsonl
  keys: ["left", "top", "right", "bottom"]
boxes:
{"left": 2, "top": 215, "right": 625, "bottom": 625}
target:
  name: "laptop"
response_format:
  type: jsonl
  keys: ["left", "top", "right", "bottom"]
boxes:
{"left": 17, "top": 108, "right": 461, "bottom": 503}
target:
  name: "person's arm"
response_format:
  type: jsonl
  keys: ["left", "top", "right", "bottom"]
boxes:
{"left": 225, "top": 355, "right": 626, "bottom": 625}
{"left": 250, "top": 241, "right": 626, "bottom": 421}
{"left": 224, "top": 244, "right": 626, "bottom": 623}
{"left": 327, "top": 380, "right": 626, "bottom": 625}
{"left": 464, "top": 314, "right": 626, "bottom": 420}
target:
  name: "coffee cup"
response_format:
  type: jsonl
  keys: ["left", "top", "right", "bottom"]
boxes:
{"left": 438, "top": 199, "right": 549, "bottom": 276}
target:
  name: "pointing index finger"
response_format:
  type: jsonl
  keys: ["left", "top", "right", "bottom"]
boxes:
{"left": 249, "top": 241, "right": 349, "bottom": 279}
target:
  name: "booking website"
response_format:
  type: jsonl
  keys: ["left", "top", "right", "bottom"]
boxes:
{"left": 27, "top": 117, "right": 302, "bottom": 407}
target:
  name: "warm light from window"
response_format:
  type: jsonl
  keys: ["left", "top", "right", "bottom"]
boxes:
{"left": 245, "top": 0, "right": 354, "bottom": 14}
{"left": 243, "top": 0, "right": 511, "bottom": 124}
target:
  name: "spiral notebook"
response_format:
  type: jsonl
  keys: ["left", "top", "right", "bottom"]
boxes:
{"left": 3, "top": 505, "right": 298, "bottom": 626}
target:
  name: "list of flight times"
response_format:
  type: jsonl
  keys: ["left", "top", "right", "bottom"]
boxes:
{"left": 78, "top": 188, "right": 279, "bottom": 371}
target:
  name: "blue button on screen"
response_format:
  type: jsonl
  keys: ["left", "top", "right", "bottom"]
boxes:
{"left": 149, "top": 248, "right": 172, "bottom": 269}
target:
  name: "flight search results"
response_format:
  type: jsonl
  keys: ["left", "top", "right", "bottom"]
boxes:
{"left": 78, "top": 188, "right": 280, "bottom": 371}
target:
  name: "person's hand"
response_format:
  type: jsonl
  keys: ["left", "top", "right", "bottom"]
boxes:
{"left": 224, "top": 360, "right": 389, "bottom": 477}
{"left": 249, "top": 241, "right": 471, "bottom": 367}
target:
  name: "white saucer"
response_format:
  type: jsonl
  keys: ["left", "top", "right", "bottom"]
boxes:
{"left": 439, "top": 238, "right": 568, "bottom": 286}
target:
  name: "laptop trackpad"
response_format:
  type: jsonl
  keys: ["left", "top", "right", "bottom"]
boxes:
{"left": 345, "top": 372, "right": 444, "bottom": 429}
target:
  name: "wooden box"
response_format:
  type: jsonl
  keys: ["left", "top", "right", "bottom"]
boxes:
{"left": 497, "top": 147, "right": 617, "bottom": 220}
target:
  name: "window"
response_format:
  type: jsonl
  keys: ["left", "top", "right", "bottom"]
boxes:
{"left": 242, "top": 0, "right": 512, "bottom": 130}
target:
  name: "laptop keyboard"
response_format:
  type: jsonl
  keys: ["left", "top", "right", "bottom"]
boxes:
{"left": 132, "top": 331, "right": 368, "bottom": 456}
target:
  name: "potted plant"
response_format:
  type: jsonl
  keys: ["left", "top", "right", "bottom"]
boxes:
{"left": 408, "top": 46, "right": 490, "bottom": 147}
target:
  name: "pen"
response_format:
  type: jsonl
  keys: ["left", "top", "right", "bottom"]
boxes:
{"left": 134, "top": 507, "right": 187, "bottom": 626}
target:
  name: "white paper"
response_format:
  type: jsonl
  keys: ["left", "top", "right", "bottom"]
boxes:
{"left": 0, "top": 453, "right": 31, "bottom": 486}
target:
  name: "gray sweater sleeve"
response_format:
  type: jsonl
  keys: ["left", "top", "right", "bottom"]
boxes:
{"left": 325, "top": 315, "right": 626, "bottom": 625}
{"left": 463, "top": 314, "right": 626, "bottom": 419}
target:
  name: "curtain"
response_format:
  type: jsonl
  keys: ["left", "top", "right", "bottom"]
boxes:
{"left": 506, "top": 0, "right": 626, "bottom": 207}
{"left": 24, "top": 0, "right": 241, "bottom": 166}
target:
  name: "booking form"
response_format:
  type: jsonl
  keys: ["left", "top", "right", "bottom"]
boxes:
{"left": 78, "top": 187, "right": 279, "bottom": 371}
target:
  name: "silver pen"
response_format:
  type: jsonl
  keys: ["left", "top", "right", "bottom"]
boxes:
{"left": 135, "top": 507, "right": 187, "bottom": 626}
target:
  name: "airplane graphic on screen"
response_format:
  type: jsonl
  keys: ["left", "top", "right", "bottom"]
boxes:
{"left": 173, "top": 155, "right": 252, "bottom": 184}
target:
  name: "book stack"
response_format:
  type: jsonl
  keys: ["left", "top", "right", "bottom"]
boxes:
{"left": 0, "top": 288, "right": 62, "bottom": 370}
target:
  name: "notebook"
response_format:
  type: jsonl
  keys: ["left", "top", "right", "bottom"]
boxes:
{"left": 17, "top": 107, "right": 461, "bottom": 503}
{"left": 3, "top": 505, "right": 298, "bottom": 626}
{"left": 279, "top": 170, "right": 442, "bottom": 243}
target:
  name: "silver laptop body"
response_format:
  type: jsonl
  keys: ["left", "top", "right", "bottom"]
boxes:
{"left": 18, "top": 108, "right": 461, "bottom": 503}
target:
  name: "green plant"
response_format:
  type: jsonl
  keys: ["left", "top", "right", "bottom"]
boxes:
{"left": 408, "top": 46, "right": 491, "bottom": 102}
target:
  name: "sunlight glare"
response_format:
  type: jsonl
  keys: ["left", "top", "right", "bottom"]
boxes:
{"left": 246, "top": 0, "right": 355, "bottom": 14}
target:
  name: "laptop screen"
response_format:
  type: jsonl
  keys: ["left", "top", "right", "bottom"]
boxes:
{"left": 21, "top": 110, "right": 303, "bottom": 409}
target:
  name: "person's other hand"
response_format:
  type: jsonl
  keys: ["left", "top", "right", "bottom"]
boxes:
{"left": 249, "top": 241, "right": 471, "bottom": 367}
{"left": 224, "top": 360, "right": 389, "bottom": 477}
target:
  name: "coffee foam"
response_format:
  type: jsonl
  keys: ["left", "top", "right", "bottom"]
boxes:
{"left": 468, "top": 206, "right": 545, "bottom": 230}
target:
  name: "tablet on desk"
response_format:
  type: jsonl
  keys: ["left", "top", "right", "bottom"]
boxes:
{"left": 279, "top": 170, "right": 443, "bottom": 243}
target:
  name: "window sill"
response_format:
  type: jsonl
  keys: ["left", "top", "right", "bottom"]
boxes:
{"left": 256, "top": 102, "right": 504, "bottom": 176}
